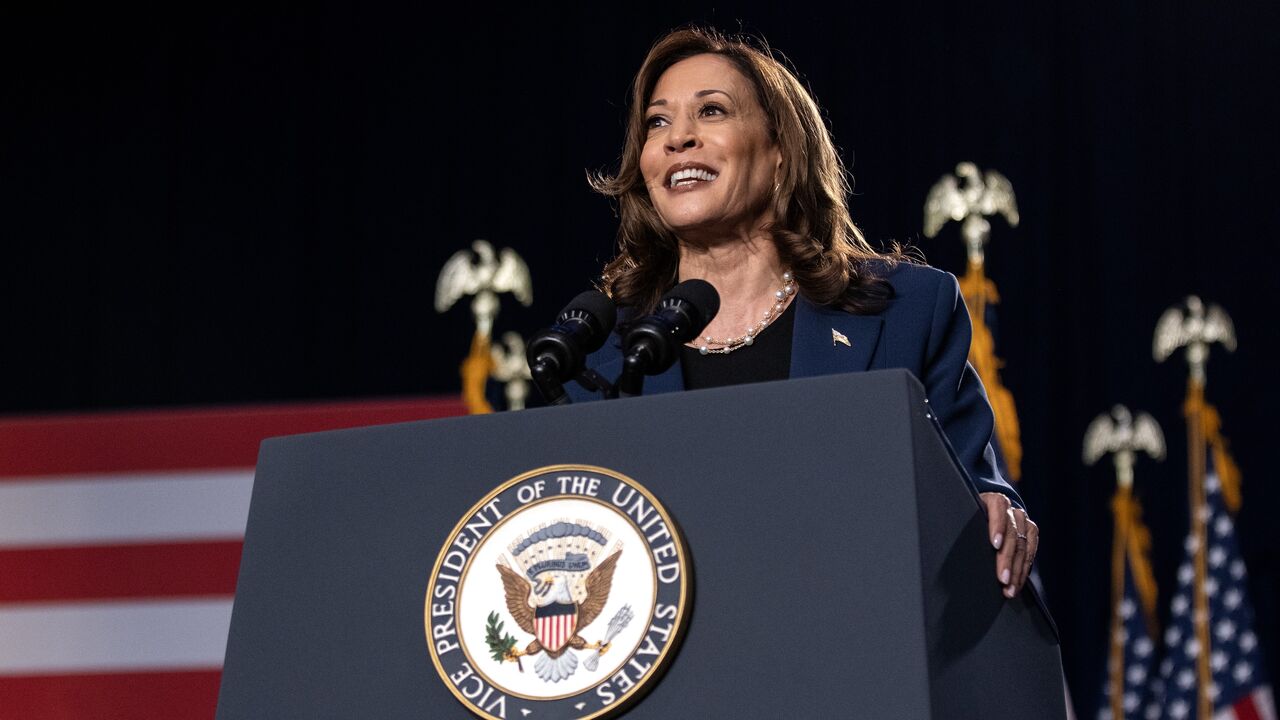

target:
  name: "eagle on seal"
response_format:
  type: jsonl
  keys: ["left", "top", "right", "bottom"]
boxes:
{"left": 496, "top": 549, "right": 621, "bottom": 683}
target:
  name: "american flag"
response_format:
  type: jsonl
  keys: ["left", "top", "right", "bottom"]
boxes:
{"left": 1098, "top": 556, "right": 1159, "bottom": 719}
{"left": 1146, "top": 452, "right": 1276, "bottom": 720}
{"left": 0, "top": 397, "right": 464, "bottom": 720}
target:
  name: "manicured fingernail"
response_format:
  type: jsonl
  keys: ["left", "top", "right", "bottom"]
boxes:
{"left": 1005, "top": 586, "right": 1016, "bottom": 598}
{"left": 1001, "top": 569, "right": 1011, "bottom": 584}
{"left": 992, "top": 533, "right": 1003, "bottom": 550}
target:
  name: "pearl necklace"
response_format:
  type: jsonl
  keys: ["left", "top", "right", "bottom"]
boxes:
{"left": 695, "top": 271, "right": 795, "bottom": 355}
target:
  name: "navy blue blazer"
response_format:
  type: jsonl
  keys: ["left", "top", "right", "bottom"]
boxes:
{"left": 566, "top": 262, "right": 1022, "bottom": 507}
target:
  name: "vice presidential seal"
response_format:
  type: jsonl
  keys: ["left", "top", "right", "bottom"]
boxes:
{"left": 425, "top": 465, "right": 690, "bottom": 720}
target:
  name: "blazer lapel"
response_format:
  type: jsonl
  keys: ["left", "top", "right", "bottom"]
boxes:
{"left": 790, "top": 297, "right": 883, "bottom": 378}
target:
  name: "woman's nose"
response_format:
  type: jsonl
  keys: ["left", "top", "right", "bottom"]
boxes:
{"left": 665, "top": 118, "right": 699, "bottom": 152}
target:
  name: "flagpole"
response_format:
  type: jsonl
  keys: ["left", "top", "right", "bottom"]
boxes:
{"left": 923, "top": 163, "right": 1023, "bottom": 481}
{"left": 1108, "top": 484, "right": 1131, "bottom": 719}
{"left": 1185, "top": 379, "right": 1213, "bottom": 719}
{"left": 461, "top": 330, "right": 496, "bottom": 414}
{"left": 957, "top": 254, "right": 1024, "bottom": 481}
{"left": 1152, "top": 296, "right": 1264, "bottom": 720}
{"left": 1086, "top": 404, "right": 1164, "bottom": 720}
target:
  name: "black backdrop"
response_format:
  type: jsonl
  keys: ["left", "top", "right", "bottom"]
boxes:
{"left": 3, "top": 3, "right": 1277, "bottom": 714}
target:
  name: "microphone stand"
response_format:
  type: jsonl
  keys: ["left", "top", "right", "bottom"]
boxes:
{"left": 613, "top": 350, "right": 651, "bottom": 398}
{"left": 530, "top": 360, "right": 569, "bottom": 406}
{"left": 576, "top": 368, "right": 614, "bottom": 399}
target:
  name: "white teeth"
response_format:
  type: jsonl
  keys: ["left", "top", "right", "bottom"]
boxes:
{"left": 668, "top": 167, "right": 719, "bottom": 187}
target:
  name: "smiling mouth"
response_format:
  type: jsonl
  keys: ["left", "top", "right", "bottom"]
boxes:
{"left": 668, "top": 167, "right": 720, "bottom": 189}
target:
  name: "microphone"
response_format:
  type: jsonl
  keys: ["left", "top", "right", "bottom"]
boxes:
{"left": 616, "top": 279, "right": 720, "bottom": 397}
{"left": 527, "top": 290, "right": 618, "bottom": 405}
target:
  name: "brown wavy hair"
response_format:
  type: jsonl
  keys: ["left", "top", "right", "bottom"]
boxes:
{"left": 590, "top": 26, "right": 902, "bottom": 315}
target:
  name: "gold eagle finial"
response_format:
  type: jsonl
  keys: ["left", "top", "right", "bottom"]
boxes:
{"left": 923, "top": 162, "right": 1020, "bottom": 267}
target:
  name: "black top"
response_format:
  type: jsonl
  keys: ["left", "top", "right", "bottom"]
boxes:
{"left": 680, "top": 300, "right": 796, "bottom": 390}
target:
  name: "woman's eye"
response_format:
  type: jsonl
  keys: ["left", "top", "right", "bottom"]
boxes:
{"left": 645, "top": 105, "right": 724, "bottom": 129}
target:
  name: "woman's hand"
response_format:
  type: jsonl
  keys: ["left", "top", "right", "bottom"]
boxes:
{"left": 979, "top": 492, "right": 1039, "bottom": 598}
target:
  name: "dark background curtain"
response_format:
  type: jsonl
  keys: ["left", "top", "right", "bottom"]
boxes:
{"left": 3, "top": 3, "right": 1276, "bottom": 712}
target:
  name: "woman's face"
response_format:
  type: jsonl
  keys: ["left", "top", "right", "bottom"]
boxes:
{"left": 640, "top": 54, "right": 781, "bottom": 240}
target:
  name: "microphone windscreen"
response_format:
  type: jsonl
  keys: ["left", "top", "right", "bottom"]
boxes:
{"left": 555, "top": 289, "right": 618, "bottom": 356}
{"left": 560, "top": 290, "right": 618, "bottom": 337}
{"left": 663, "top": 279, "right": 720, "bottom": 327}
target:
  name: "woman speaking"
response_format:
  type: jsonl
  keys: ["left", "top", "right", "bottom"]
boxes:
{"left": 571, "top": 27, "right": 1038, "bottom": 599}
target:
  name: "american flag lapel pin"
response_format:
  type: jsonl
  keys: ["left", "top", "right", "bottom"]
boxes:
{"left": 832, "top": 328, "right": 851, "bottom": 347}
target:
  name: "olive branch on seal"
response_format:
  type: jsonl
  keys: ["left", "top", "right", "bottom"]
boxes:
{"left": 485, "top": 611, "right": 523, "bottom": 672}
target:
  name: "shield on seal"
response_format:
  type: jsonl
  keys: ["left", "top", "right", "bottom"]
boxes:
{"left": 534, "top": 602, "right": 578, "bottom": 653}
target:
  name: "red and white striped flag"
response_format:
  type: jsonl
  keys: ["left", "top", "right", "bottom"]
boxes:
{"left": 0, "top": 397, "right": 465, "bottom": 720}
